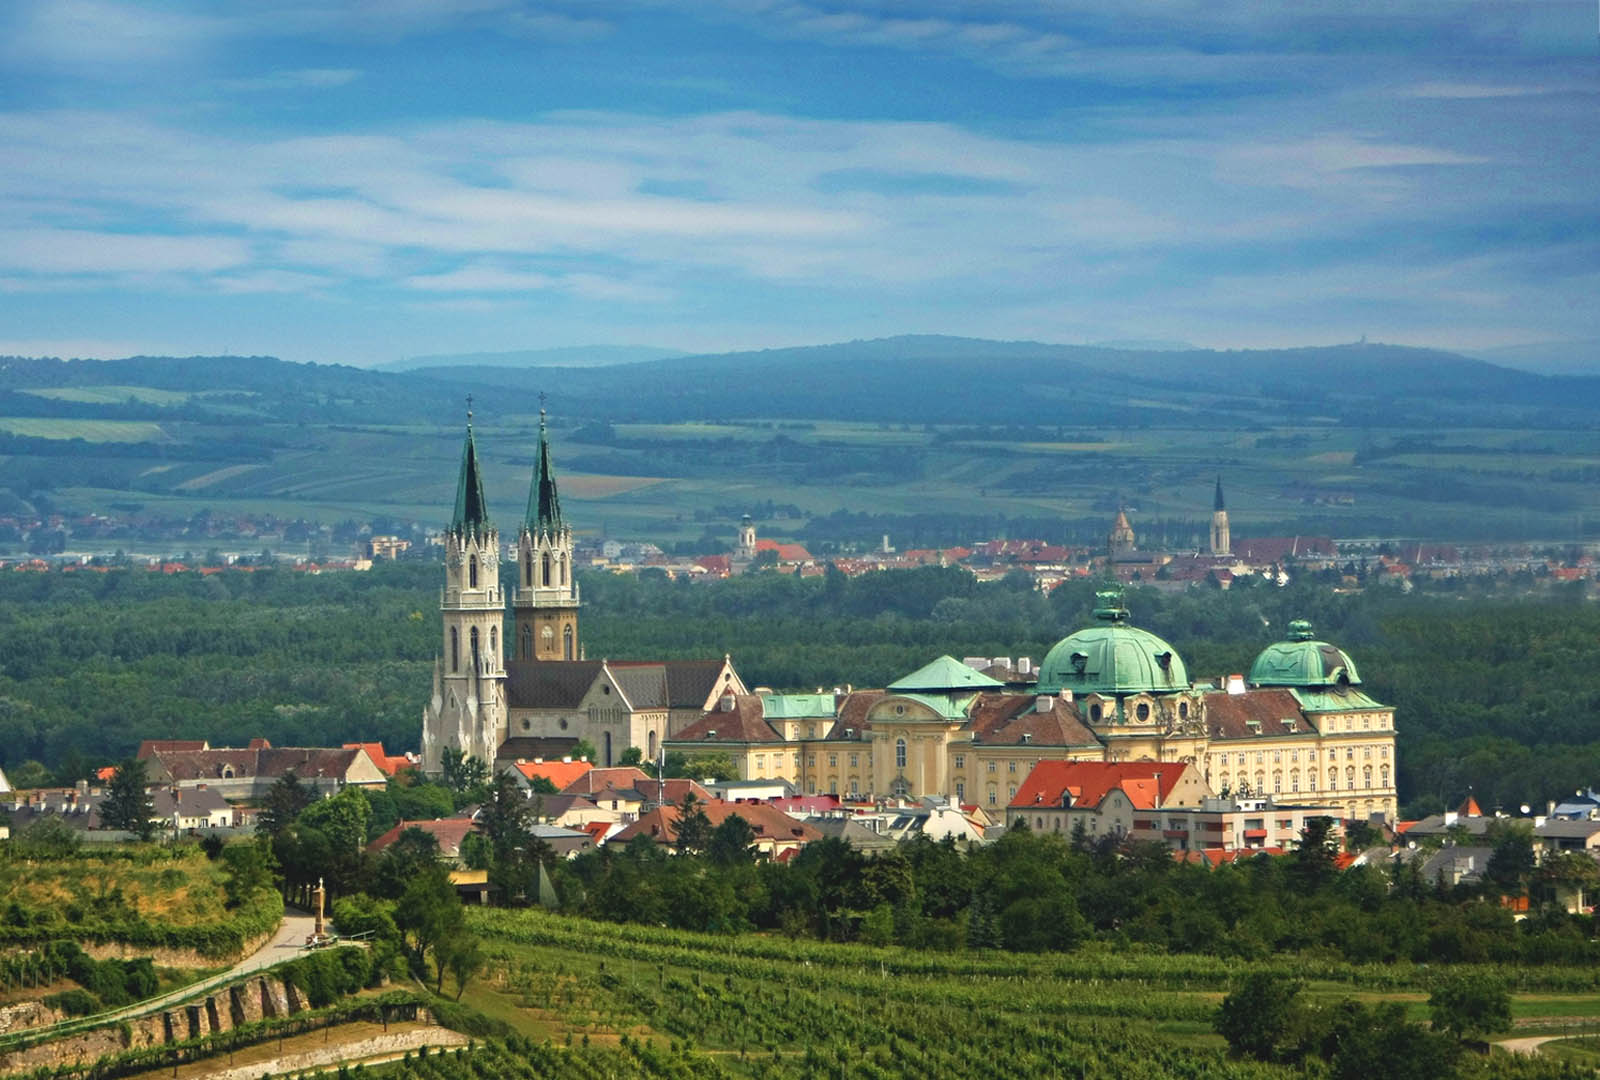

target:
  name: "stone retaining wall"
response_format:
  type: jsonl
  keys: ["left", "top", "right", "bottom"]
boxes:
{"left": 0, "top": 974, "right": 310, "bottom": 1075}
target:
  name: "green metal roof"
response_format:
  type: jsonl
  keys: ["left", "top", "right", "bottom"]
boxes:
{"left": 887, "top": 655, "right": 1003, "bottom": 693}
{"left": 880, "top": 692, "right": 975, "bottom": 721}
{"left": 1248, "top": 620, "right": 1362, "bottom": 688}
{"left": 1036, "top": 589, "right": 1189, "bottom": 696}
{"left": 759, "top": 693, "right": 838, "bottom": 719}
{"left": 525, "top": 409, "right": 563, "bottom": 534}
{"left": 451, "top": 424, "right": 492, "bottom": 537}
{"left": 1290, "top": 687, "right": 1388, "bottom": 713}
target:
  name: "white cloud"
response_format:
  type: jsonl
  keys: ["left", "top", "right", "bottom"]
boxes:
{"left": 222, "top": 68, "right": 363, "bottom": 91}
{"left": 0, "top": 228, "right": 250, "bottom": 275}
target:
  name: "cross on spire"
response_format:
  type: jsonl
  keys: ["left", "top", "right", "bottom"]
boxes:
{"left": 466, "top": 394, "right": 474, "bottom": 427}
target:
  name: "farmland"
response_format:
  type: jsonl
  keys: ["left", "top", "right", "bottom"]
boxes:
{"left": 350, "top": 908, "right": 1591, "bottom": 1079}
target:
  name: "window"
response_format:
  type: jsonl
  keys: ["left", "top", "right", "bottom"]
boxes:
{"left": 755, "top": 754, "right": 765, "bottom": 772}
{"left": 849, "top": 753, "right": 858, "bottom": 768}
{"left": 469, "top": 555, "right": 478, "bottom": 588}
{"left": 1008, "top": 761, "right": 1017, "bottom": 773}
{"left": 987, "top": 761, "right": 996, "bottom": 773}
{"left": 954, "top": 754, "right": 965, "bottom": 769}
{"left": 1008, "top": 784, "right": 1017, "bottom": 800}
{"left": 1136, "top": 703, "right": 1150, "bottom": 721}
{"left": 470, "top": 627, "right": 479, "bottom": 670}
{"left": 829, "top": 779, "right": 838, "bottom": 795}
{"left": 1179, "top": 701, "right": 1189, "bottom": 719}
{"left": 895, "top": 738, "right": 907, "bottom": 770}
{"left": 1291, "top": 769, "right": 1300, "bottom": 793}
{"left": 1328, "top": 768, "right": 1337, "bottom": 790}
{"left": 1380, "top": 764, "right": 1390, "bottom": 786}
{"left": 563, "top": 624, "right": 574, "bottom": 661}
{"left": 849, "top": 777, "right": 859, "bottom": 796}
{"left": 1273, "top": 750, "right": 1281, "bottom": 763}
{"left": 1362, "top": 766, "right": 1372, "bottom": 788}
{"left": 807, "top": 754, "right": 816, "bottom": 767}
{"left": 829, "top": 754, "right": 838, "bottom": 768}
{"left": 450, "top": 627, "right": 459, "bottom": 672}
{"left": 1089, "top": 704, "right": 1103, "bottom": 722}
{"left": 793, "top": 754, "right": 800, "bottom": 771}
{"left": 807, "top": 780, "right": 816, "bottom": 794}
{"left": 1362, "top": 714, "right": 1370, "bottom": 729}
{"left": 1363, "top": 746, "right": 1372, "bottom": 759}
{"left": 649, "top": 732, "right": 657, "bottom": 761}
{"left": 489, "top": 626, "right": 497, "bottom": 657}
{"left": 520, "top": 623, "right": 532, "bottom": 660}
{"left": 1346, "top": 747, "right": 1354, "bottom": 760}
{"left": 542, "top": 551, "right": 552, "bottom": 586}
{"left": 955, "top": 781, "right": 965, "bottom": 801}
{"left": 523, "top": 550, "right": 532, "bottom": 587}
{"left": 1271, "top": 771, "right": 1281, "bottom": 792}
{"left": 987, "top": 785, "right": 997, "bottom": 806}
{"left": 560, "top": 554, "right": 568, "bottom": 586}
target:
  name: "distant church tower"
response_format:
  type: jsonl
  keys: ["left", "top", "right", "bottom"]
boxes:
{"left": 512, "top": 407, "right": 580, "bottom": 662}
{"left": 421, "top": 411, "right": 508, "bottom": 773}
{"left": 1209, "top": 476, "right": 1231, "bottom": 556}
{"left": 737, "top": 515, "right": 757, "bottom": 560}
{"left": 1108, "top": 507, "right": 1136, "bottom": 559}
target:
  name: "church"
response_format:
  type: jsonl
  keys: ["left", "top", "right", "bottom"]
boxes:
{"left": 420, "top": 412, "right": 745, "bottom": 775}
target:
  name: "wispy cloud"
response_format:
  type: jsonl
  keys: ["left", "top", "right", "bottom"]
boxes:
{"left": 222, "top": 68, "right": 363, "bottom": 92}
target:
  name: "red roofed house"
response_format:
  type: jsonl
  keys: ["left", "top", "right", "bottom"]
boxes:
{"left": 367, "top": 818, "right": 479, "bottom": 863}
{"left": 611, "top": 798, "right": 821, "bottom": 858}
{"left": 1008, "top": 761, "right": 1209, "bottom": 841}
{"left": 511, "top": 757, "right": 594, "bottom": 792}
{"left": 342, "top": 742, "right": 417, "bottom": 777}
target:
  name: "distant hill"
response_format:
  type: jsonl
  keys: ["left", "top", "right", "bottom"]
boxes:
{"left": 382, "top": 344, "right": 687, "bottom": 372}
{"left": 1462, "top": 340, "right": 1600, "bottom": 376}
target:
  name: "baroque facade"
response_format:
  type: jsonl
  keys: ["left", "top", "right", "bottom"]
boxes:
{"left": 667, "top": 594, "right": 1398, "bottom": 822}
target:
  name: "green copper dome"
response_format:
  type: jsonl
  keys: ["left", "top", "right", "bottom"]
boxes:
{"left": 1248, "top": 620, "right": 1361, "bottom": 688}
{"left": 1036, "top": 590, "right": 1189, "bottom": 696}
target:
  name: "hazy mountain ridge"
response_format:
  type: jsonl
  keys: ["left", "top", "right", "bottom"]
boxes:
{"left": 385, "top": 344, "right": 688, "bottom": 372}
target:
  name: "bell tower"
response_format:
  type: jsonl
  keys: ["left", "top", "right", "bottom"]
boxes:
{"left": 1209, "top": 475, "right": 1231, "bottom": 556}
{"left": 420, "top": 405, "right": 507, "bottom": 773}
{"left": 513, "top": 404, "right": 580, "bottom": 661}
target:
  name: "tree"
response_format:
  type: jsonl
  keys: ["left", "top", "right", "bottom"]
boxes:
{"left": 221, "top": 840, "right": 274, "bottom": 908}
{"left": 1288, "top": 816, "right": 1338, "bottom": 892}
{"left": 394, "top": 864, "right": 463, "bottom": 975}
{"left": 664, "top": 751, "right": 738, "bottom": 781}
{"left": 573, "top": 739, "right": 598, "bottom": 763}
{"left": 1484, "top": 820, "right": 1536, "bottom": 896}
{"left": 674, "top": 793, "right": 713, "bottom": 854}
{"left": 618, "top": 746, "right": 644, "bottom": 767}
{"left": 100, "top": 758, "right": 156, "bottom": 841}
{"left": 437, "top": 931, "right": 485, "bottom": 1000}
{"left": 1428, "top": 974, "right": 1512, "bottom": 1042}
{"left": 478, "top": 771, "right": 533, "bottom": 865}
{"left": 1216, "top": 972, "right": 1304, "bottom": 1062}
{"left": 440, "top": 748, "right": 489, "bottom": 803}
{"left": 259, "top": 771, "right": 314, "bottom": 837}
{"left": 298, "top": 784, "right": 371, "bottom": 857}
{"left": 707, "top": 813, "right": 757, "bottom": 865}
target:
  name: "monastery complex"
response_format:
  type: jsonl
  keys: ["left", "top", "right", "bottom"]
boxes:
{"left": 421, "top": 417, "right": 1398, "bottom": 832}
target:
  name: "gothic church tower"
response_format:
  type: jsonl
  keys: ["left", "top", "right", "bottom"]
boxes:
{"left": 1209, "top": 476, "right": 1231, "bottom": 556}
{"left": 421, "top": 415, "right": 508, "bottom": 773}
{"left": 512, "top": 408, "right": 580, "bottom": 661}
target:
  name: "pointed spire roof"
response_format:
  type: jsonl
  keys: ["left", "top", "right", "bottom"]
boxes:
{"left": 526, "top": 404, "right": 563, "bottom": 534}
{"left": 1214, "top": 476, "right": 1226, "bottom": 512}
{"left": 450, "top": 407, "right": 491, "bottom": 537}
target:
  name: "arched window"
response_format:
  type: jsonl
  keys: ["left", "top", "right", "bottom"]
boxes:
{"left": 489, "top": 625, "right": 497, "bottom": 657}
{"left": 1328, "top": 767, "right": 1337, "bottom": 790}
{"left": 1362, "top": 765, "right": 1372, "bottom": 788}
{"left": 542, "top": 551, "right": 552, "bottom": 586}
{"left": 563, "top": 624, "right": 574, "bottom": 660}
{"left": 450, "top": 627, "right": 459, "bottom": 672}
{"left": 648, "top": 731, "right": 657, "bottom": 762}
{"left": 470, "top": 627, "right": 480, "bottom": 670}
{"left": 1381, "top": 764, "right": 1390, "bottom": 787}
{"left": 603, "top": 732, "right": 612, "bottom": 766}
{"left": 523, "top": 550, "right": 532, "bottom": 587}
{"left": 469, "top": 554, "right": 478, "bottom": 589}
{"left": 520, "top": 623, "right": 532, "bottom": 660}
{"left": 1346, "top": 766, "right": 1356, "bottom": 785}
{"left": 560, "top": 554, "right": 568, "bottom": 586}
{"left": 1254, "top": 771, "right": 1264, "bottom": 792}
{"left": 895, "top": 737, "right": 907, "bottom": 770}
{"left": 1272, "top": 770, "right": 1281, "bottom": 792}
{"left": 987, "top": 784, "right": 997, "bottom": 806}
{"left": 1290, "top": 768, "right": 1300, "bottom": 793}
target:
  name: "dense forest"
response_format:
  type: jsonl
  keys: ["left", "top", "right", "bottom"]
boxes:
{"left": 1, "top": 562, "right": 1598, "bottom": 815}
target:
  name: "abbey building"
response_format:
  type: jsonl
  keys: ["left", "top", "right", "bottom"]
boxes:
{"left": 421, "top": 413, "right": 745, "bottom": 775}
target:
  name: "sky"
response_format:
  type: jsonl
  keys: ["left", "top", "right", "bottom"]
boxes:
{"left": 0, "top": 0, "right": 1596, "bottom": 367}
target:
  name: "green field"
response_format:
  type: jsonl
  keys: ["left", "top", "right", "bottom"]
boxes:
{"left": 19, "top": 386, "right": 193, "bottom": 406}
{"left": 0, "top": 418, "right": 168, "bottom": 442}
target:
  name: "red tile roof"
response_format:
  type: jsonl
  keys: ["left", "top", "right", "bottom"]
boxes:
{"left": 342, "top": 742, "right": 413, "bottom": 776}
{"left": 1204, "top": 689, "right": 1309, "bottom": 739}
{"left": 674, "top": 696, "right": 783, "bottom": 744}
{"left": 562, "top": 766, "right": 653, "bottom": 796}
{"left": 1008, "top": 761, "right": 1194, "bottom": 811}
{"left": 512, "top": 758, "right": 594, "bottom": 789}
{"left": 366, "top": 818, "right": 479, "bottom": 858}
{"left": 611, "top": 798, "right": 821, "bottom": 848}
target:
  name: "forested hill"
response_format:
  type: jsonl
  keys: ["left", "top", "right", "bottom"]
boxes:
{"left": 7, "top": 336, "right": 1597, "bottom": 428}
{"left": 1, "top": 561, "right": 1596, "bottom": 818}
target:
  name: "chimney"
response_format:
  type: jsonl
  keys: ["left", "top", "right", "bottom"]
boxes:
{"left": 1036, "top": 696, "right": 1053, "bottom": 714}
{"left": 1018, "top": 657, "right": 1033, "bottom": 675}
{"left": 1226, "top": 674, "right": 1246, "bottom": 695}
{"left": 561, "top": 756, "right": 572, "bottom": 763}
{"left": 1058, "top": 689, "right": 1073, "bottom": 704}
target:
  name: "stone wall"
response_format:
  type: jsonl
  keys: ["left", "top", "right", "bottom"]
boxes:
{"left": 77, "top": 927, "right": 274, "bottom": 968}
{"left": 0, "top": 974, "right": 306, "bottom": 1076}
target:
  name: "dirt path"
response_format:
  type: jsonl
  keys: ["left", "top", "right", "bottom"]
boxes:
{"left": 1498, "top": 1035, "right": 1561, "bottom": 1056}
{"left": 100, "top": 912, "right": 317, "bottom": 1024}
{"left": 118, "top": 1021, "right": 468, "bottom": 1080}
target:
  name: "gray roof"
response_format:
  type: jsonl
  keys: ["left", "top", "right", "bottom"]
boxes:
{"left": 809, "top": 816, "right": 897, "bottom": 851}
{"left": 505, "top": 661, "right": 604, "bottom": 709}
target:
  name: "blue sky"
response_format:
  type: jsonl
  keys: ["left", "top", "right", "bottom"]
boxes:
{"left": 0, "top": 0, "right": 1596, "bottom": 366}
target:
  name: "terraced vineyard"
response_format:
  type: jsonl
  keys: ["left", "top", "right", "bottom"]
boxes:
{"left": 358, "top": 909, "right": 1593, "bottom": 1080}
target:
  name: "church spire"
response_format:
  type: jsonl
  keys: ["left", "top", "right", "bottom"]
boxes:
{"left": 525, "top": 401, "right": 563, "bottom": 535}
{"left": 1214, "top": 475, "right": 1226, "bottom": 512}
{"left": 451, "top": 401, "right": 491, "bottom": 537}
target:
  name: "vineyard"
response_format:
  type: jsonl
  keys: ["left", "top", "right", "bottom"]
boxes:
{"left": 356, "top": 909, "right": 1591, "bottom": 1080}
